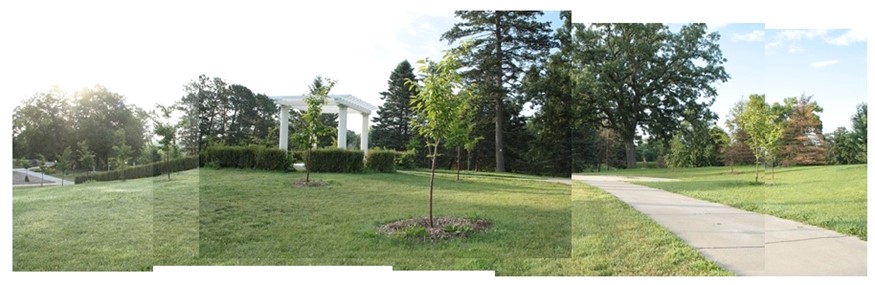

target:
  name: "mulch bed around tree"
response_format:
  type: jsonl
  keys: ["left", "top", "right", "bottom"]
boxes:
{"left": 292, "top": 179, "right": 330, "bottom": 188}
{"left": 377, "top": 216, "right": 490, "bottom": 240}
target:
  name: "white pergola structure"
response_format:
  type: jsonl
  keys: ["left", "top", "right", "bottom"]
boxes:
{"left": 271, "top": 95, "right": 377, "bottom": 153}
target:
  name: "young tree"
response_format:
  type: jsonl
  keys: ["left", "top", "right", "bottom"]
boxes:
{"left": 77, "top": 140, "right": 96, "bottom": 176}
{"left": 37, "top": 154, "right": 47, "bottom": 187}
{"left": 371, "top": 60, "right": 418, "bottom": 151}
{"left": 572, "top": 23, "right": 730, "bottom": 168}
{"left": 407, "top": 46, "right": 471, "bottom": 227}
{"left": 17, "top": 158, "right": 30, "bottom": 183}
{"left": 57, "top": 146, "right": 74, "bottom": 186}
{"left": 112, "top": 129, "right": 133, "bottom": 181}
{"left": 444, "top": 89, "right": 481, "bottom": 181}
{"left": 294, "top": 76, "right": 337, "bottom": 184}
{"left": 153, "top": 104, "right": 178, "bottom": 180}
{"left": 851, "top": 102, "right": 867, "bottom": 162}
{"left": 741, "top": 94, "right": 783, "bottom": 183}
{"left": 441, "top": 11, "right": 555, "bottom": 172}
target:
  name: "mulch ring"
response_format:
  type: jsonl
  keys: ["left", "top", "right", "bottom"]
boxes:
{"left": 293, "top": 179, "right": 330, "bottom": 188}
{"left": 377, "top": 216, "right": 490, "bottom": 240}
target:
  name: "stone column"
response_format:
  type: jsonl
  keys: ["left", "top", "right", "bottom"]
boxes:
{"left": 279, "top": 105, "right": 288, "bottom": 151}
{"left": 360, "top": 112, "right": 369, "bottom": 153}
{"left": 338, "top": 105, "right": 348, "bottom": 149}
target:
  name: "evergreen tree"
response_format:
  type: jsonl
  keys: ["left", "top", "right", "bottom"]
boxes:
{"left": 371, "top": 60, "right": 417, "bottom": 151}
{"left": 441, "top": 11, "right": 555, "bottom": 172}
{"left": 826, "top": 127, "right": 860, "bottom": 165}
{"left": 781, "top": 94, "right": 827, "bottom": 166}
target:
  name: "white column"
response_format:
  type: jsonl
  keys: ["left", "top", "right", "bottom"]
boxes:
{"left": 279, "top": 105, "right": 288, "bottom": 151}
{"left": 338, "top": 105, "right": 348, "bottom": 149}
{"left": 360, "top": 112, "right": 369, "bottom": 153}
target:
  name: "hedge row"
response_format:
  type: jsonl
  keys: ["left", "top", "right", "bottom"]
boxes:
{"left": 304, "top": 148, "right": 364, "bottom": 173}
{"left": 366, "top": 149, "right": 396, "bottom": 173}
{"left": 393, "top": 150, "right": 417, "bottom": 170}
{"left": 203, "top": 145, "right": 291, "bottom": 171}
{"left": 75, "top": 156, "right": 199, "bottom": 183}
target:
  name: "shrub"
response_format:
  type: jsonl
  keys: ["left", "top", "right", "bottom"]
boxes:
{"left": 394, "top": 150, "right": 417, "bottom": 170}
{"left": 366, "top": 148, "right": 396, "bottom": 173}
{"left": 203, "top": 145, "right": 291, "bottom": 171}
{"left": 75, "top": 156, "right": 199, "bottom": 183}
{"left": 305, "top": 148, "right": 364, "bottom": 173}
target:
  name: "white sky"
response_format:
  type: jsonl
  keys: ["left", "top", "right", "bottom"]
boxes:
{"left": 2, "top": 0, "right": 873, "bottom": 284}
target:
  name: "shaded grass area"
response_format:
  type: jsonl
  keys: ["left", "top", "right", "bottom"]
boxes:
{"left": 15, "top": 168, "right": 729, "bottom": 275}
{"left": 197, "top": 168, "right": 572, "bottom": 260}
{"left": 579, "top": 165, "right": 867, "bottom": 240}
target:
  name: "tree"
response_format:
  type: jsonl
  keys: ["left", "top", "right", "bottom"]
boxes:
{"left": 57, "top": 146, "right": 73, "bottom": 186}
{"left": 371, "top": 60, "right": 418, "bottom": 151}
{"left": 444, "top": 87, "right": 481, "bottom": 181}
{"left": 851, "top": 102, "right": 867, "bottom": 162}
{"left": 741, "top": 94, "right": 783, "bottom": 183}
{"left": 442, "top": 11, "right": 555, "bottom": 172}
{"left": 77, "top": 140, "right": 96, "bottom": 175}
{"left": 17, "top": 158, "right": 30, "bottom": 183}
{"left": 72, "top": 86, "right": 147, "bottom": 170}
{"left": 176, "top": 75, "right": 279, "bottom": 153}
{"left": 723, "top": 99, "right": 756, "bottom": 172}
{"left": 153, "top": 104, "right": 178, "bottom": 180}
{"left": 407, "top": 46, "right": 471, "bottom": 227}
{"left": 37, "top": 154, "right": 47, "bottom": 187}
{"left": 826, "top": 127, "right": 860, "bottom": 164}
{"left": 572, "top": 23, "right": 730, "bottom": 168}
{"left": 112, "top": 129, "right": 133, "bottom": 181}
{"left": 12, "top": 87, "right": 73, "bottom": 160}
{"left": 781, "top": 94, "right": 827, "bottom": 165}
{"left": 295, "top": 76, "right": 337, "bottom": 184}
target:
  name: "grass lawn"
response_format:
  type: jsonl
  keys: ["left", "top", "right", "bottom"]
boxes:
{"left": 14, "top": 167, "right": 729, "bottom": 275}
{"left": 578, "top": 164, "right": 867, "bottom": 240}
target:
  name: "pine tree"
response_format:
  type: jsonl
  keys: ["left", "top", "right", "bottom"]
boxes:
{"left": 441, "top": 11, "right": 555, "bottom": 172}
{"left": 371, "top": 60, "right": 417, "bottom": 151}
{"left": 781, "top": 94, "right": 827, "bottom": 165}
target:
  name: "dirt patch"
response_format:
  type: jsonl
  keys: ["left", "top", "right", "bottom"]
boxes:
{"left": 377, "top": 216, "right": 490, "bottom": 240}
{"left": 292, "top": 179, "right": 330, "bottom": 188}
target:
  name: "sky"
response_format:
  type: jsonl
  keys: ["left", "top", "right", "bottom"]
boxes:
{"left": 1, "top": 0, "right": 872, "bottom": 284}
{"left": 1, "top": 2, "right": 868, "bottom": 136}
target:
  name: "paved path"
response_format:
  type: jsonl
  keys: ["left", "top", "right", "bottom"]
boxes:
{"left": 572, "top": 174, "right": 867, "bottom": 276}
{"left": 12, "top": 168, "right": 75, "bottom": 187}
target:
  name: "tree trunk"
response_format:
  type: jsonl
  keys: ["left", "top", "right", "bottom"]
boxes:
{"left": 305, "top": 147, "right": 312, "bottom": 183}
{"left": 428, "top": 140, "right": 440, "bottom": 228}
{"left": 493, "top": 12, "right": 506, "bottom": 173}
{"left": 466, "top": 149, "right": 472, "bottom": 171}
{"left": 456, "top": 146, "right": 461, "bottom": 181}
{"left": 754, "top": 156, "right": 759, "bottom": 183}
{"left": 625, "top": 136, "right": 637, "bottom": 169}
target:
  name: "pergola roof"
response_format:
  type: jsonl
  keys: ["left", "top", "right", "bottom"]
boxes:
{"left": 271, "top": 95, "right": 377, "bottom": 115}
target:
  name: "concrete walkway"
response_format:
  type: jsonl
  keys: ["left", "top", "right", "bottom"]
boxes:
{"left": 12, "top": 168, "right": 75, "bottom": 187}
{"left": 572, "top": 174, "right": 867, "bottom": 276}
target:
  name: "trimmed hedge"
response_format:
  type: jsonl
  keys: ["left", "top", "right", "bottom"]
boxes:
{"left": 366, "top": 149, "right": 396, "bottom": 173}
{"left": 75, "top": 156, "right": 199, "bottom": 183}
{"left": 305, "top": 148, "right": 364, "bottom": 173}
{"left": 203, "top": 145, "right": 291, "bottom": 171}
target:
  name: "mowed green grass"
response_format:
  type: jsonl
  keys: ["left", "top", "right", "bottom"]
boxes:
{"left": 14, "top": 168, "right": 729, "bottom": 275}
{"left": 581, "top": 165, "right": 867, "bottom": 240}
{"left": 197, "top": 168, "right": 572, "bottom": 260}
